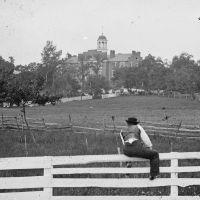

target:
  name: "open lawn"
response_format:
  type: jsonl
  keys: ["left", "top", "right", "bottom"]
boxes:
{"left": 1, "top": 96, "right": 200, "bottom": 128}
{"left": 0, "top": 96, "right": 200, "bottom": 196}
{"left": 0, "top": 95, "right": 200, "bottom": 158}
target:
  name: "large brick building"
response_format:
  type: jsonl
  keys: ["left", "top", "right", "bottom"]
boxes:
{"left": 66, "top": 33, "right": 142, "bottom": 81}
{"left": 102, "top": 50, "right": 142, "bottom": 81}
{"left": 98, "top": 33, "right": 142, "bottom": 81}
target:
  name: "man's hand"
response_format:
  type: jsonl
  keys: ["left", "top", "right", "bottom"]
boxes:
{"left": 119, "top": 130, "right": 125, "bottom": 145}
{"left": 146, "top": 146, "right": 153, "bottom": 150}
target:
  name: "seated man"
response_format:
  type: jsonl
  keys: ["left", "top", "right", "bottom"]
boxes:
{"left": 121, "top": 117, "right": 160, "bottom": 180}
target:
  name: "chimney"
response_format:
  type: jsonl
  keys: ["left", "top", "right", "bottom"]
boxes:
{"left": 78, "top": 54, "right": 84, "bottom": 61}
{"left": 110, "top": 50, "right": 115, "bottom": 58}
{"left": 132, "top": 50, "right": 136, "bottom": 55}
{"left": 137, "top": 51, "right": 141, "bottom": 57}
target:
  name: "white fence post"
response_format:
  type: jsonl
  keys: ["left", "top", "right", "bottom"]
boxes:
{"left": 170, "top": 157, "right": 178, "bottom": 197}
{"left": 44, "top": 157, "right": 53, "bottom": 200}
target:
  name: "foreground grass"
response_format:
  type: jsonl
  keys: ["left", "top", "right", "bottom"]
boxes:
{"left": 0, "top": 128, "right": 200, "bottom": 157}
{"left": 0, "top": 128, "right": 199, "bottom": 196}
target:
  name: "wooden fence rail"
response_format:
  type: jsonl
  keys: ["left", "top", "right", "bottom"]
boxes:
{"left": 0, "top": 152, "right": 200, "bottom": 199}
{"left": 1, "top": 114, "right": 200, "bottom": 139}
{"left": 0, "top": 115, "right": 73, "bottom": 130}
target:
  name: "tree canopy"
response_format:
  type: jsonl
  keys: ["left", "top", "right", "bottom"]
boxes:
{"left": 112, "top": 52, "right": 200, "bottom": 94}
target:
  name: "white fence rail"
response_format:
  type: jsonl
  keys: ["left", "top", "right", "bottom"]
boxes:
{"left": 61, "top": 95, "right": 92, "bottom": 103}
{"left": 0, "top": 152, "right": 200, "bottom": 199}
{"left": 60, "top": 93, "right": 117, "bottom": 103}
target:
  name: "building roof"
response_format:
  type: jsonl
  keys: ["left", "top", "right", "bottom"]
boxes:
{"left": 66, "top": 56, "right": 79, "bottom": 64}
{"left": 108, "top": 54, "right": 132, "bottom": 62}
{"left": 98, "top": 34, "right": 107, "bottom": 41}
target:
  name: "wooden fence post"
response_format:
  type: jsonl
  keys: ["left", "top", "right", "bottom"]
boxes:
{"left": 170, "top": 157, "right": 178, "bottom": 197}
{"left": 19, "top": 114, "right": 28, "bottom": 156}
{"left": 85, "top": 136, "right": 88, "bottom": 152}
{"left": 42, "top": 117, "right": 46, "bottom": 128}
{"left": 103, "top": 116, "right": 106, "bottom": 133}
{"left": 15, "top": 116, "right": 20, "bottom": 130}
{"left": 24, "top": 131, "right": 28, "bottom": 157}
{"left": 69, "top": 114, "right": 73, "bottom": 132}
{"left": 177, "top": 120, "right": 182, "bottom": 133}
{"left": 44, "top": 157, "right": 53, "bottom": 200}
{"left": 1, "top": 114, "right": 4, "bottom": 129}
{"left": 111, "top": 116, "right": 122, "bottom": 168}
{"left": 21, "top": 107, "right": 37, "bottom": 145}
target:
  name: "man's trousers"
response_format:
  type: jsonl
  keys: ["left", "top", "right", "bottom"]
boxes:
{"left": 123, "top": 140, "right": 160, "bottom": 177}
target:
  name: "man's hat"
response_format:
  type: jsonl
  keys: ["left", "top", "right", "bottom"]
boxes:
{"left": 126, "top": 117, "right": 140, "bottom": 125}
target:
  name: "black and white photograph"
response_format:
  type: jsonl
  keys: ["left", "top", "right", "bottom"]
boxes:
{"left": 0, "top": 0, "right": 200, "bottom": 199}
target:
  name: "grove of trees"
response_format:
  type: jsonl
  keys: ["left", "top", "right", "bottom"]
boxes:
{"left": 112, "top": 53, "right": 200, "bottom": 95}
{"left": 1, "top": 40, "right": 200, "bottom": 107}
{"left": 0, "top": 41, "right": 110, "bottom": 106}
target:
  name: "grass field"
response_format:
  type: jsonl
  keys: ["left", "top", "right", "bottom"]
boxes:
{"left": 0, "top": 96, "right": 200, "bottom": 196}
{"left": 1, "top": 95, "right": 200, "bottom": 128}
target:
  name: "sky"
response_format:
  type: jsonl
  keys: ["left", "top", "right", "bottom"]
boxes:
{"left": 0, "top": 0, "right": 200, "bottom": 65}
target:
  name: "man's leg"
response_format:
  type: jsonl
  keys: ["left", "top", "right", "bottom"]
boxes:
{"left": 123, "top": 142, "right": 160, "bottom": 178}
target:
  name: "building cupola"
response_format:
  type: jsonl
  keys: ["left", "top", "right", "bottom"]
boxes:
{"left": 97, "top": 33, "right": 107, "bottom": 52}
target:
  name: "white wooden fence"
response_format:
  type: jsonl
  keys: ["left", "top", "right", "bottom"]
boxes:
{"left": 0, "top": 152, "right": 200, "bottom": 200}
{"left": 61, "top": 95, "right": 92, "bottom": 103}
{"left": 61, "top": 94, "right": 117, "bottom": 103}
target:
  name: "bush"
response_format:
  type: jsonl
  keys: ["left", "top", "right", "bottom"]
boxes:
{"left": 49, "top": 94, "right": 63, "bottom": 105}
{"left": 34, "top": 94, "right": 49, "bottom": 106}
{"left": 92, "top": 93, "right": 102, "bottom": 99}
{"left": 33, "top": 94, "right": 63, "bottom": 106}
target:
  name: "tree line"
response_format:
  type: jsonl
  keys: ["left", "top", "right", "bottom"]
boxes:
{"left": 0, "top": 41, "right": 109, "bottom": 107}
{"left": 1, "top": 40, "right": 200, "bottom": 107}
{"left": 112, "top": 53, "right": 200, "bottom": 96}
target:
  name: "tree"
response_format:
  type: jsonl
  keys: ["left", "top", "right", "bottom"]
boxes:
{"left": 77, "top": 55, "right": 90, "bottom": 98}
{"left": 137, "top": 54, "right": 167, "bottom": 90}
{"left": 6, "top": 71, "right": 39, "bottom": 106}
{"left": 51, "top": 71, "right": 81, "bottom": 97}
{"left": 112, "top": 55, "right": 167, "bottom": 91}
{"left": 89, "top": 52, "right": 106, "bottom": 75}
{"left": 15, "top": 62, "right": 40, "bottom": 73}
{"left": 112, "top": 67, "right": 126, "bottom": 89}
{"left": 41, "top": 41, "right": 62, "bottom": 67}
{"left": 85, "top": 75, "right": 110, "bottom": 98}
{"left": 112, "top": 67, "right": 137, "bottom": 90}
{"left": 43, "top": 55, "right": 81, "bottom": 97}
{"left": 40, "top": 41, "right": 62, "bottom": 92}
{"left": 168, "top": 53, "right": 200, "bottom": 93}
{"left": 171, "top": 53, "right": 195, "bottom": 70}
{"left": 0, "top": 56, "right": 15, "bottom": 105}
{"left": 9, "top": 56, "right": 15, "bottom": 64}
